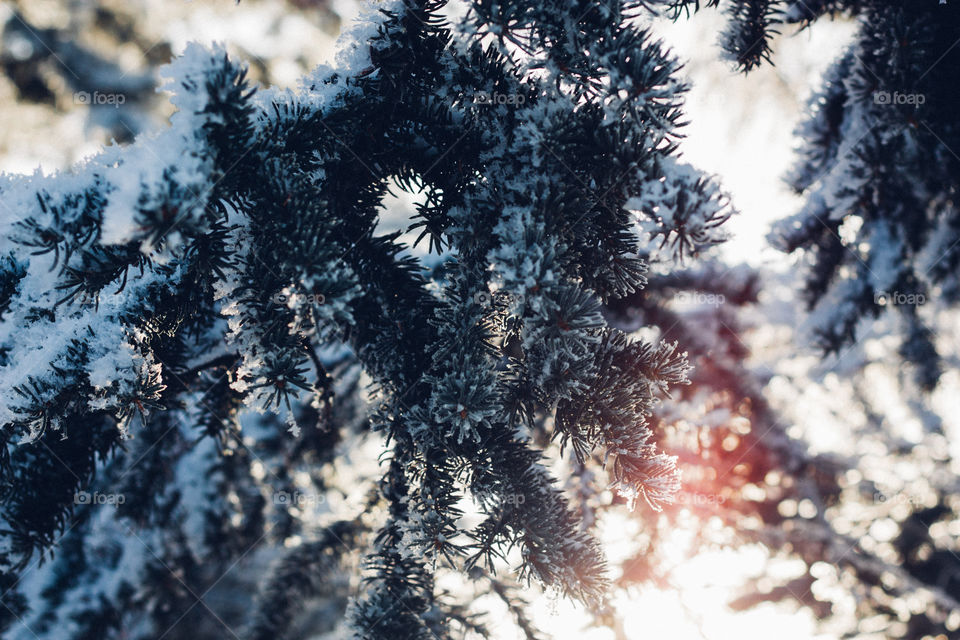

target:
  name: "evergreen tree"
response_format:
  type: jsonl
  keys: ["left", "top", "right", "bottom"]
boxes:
{"left": 0, "top": 1, "right": 731, "bottom": 637}
{"left": 660, "top": 0, "right": 960, "bottom": 389}
{"left": 617, "top": 3, "right": 960, "bottom": 635}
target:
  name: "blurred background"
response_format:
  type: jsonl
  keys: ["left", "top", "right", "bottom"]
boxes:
{"left": 1, "top": 1, "right": 958, "bottom": 639}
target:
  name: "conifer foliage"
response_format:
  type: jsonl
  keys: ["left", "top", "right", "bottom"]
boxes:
{"left": 664, "top": 0, "right": 960, "bottom": 388}
{"left": 0, "top": 0, "right": 730, "bottom": 637}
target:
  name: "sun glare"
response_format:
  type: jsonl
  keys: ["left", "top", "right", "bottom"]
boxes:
{"left": 492, "top": 512, "right": 830, "bottom": 640}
